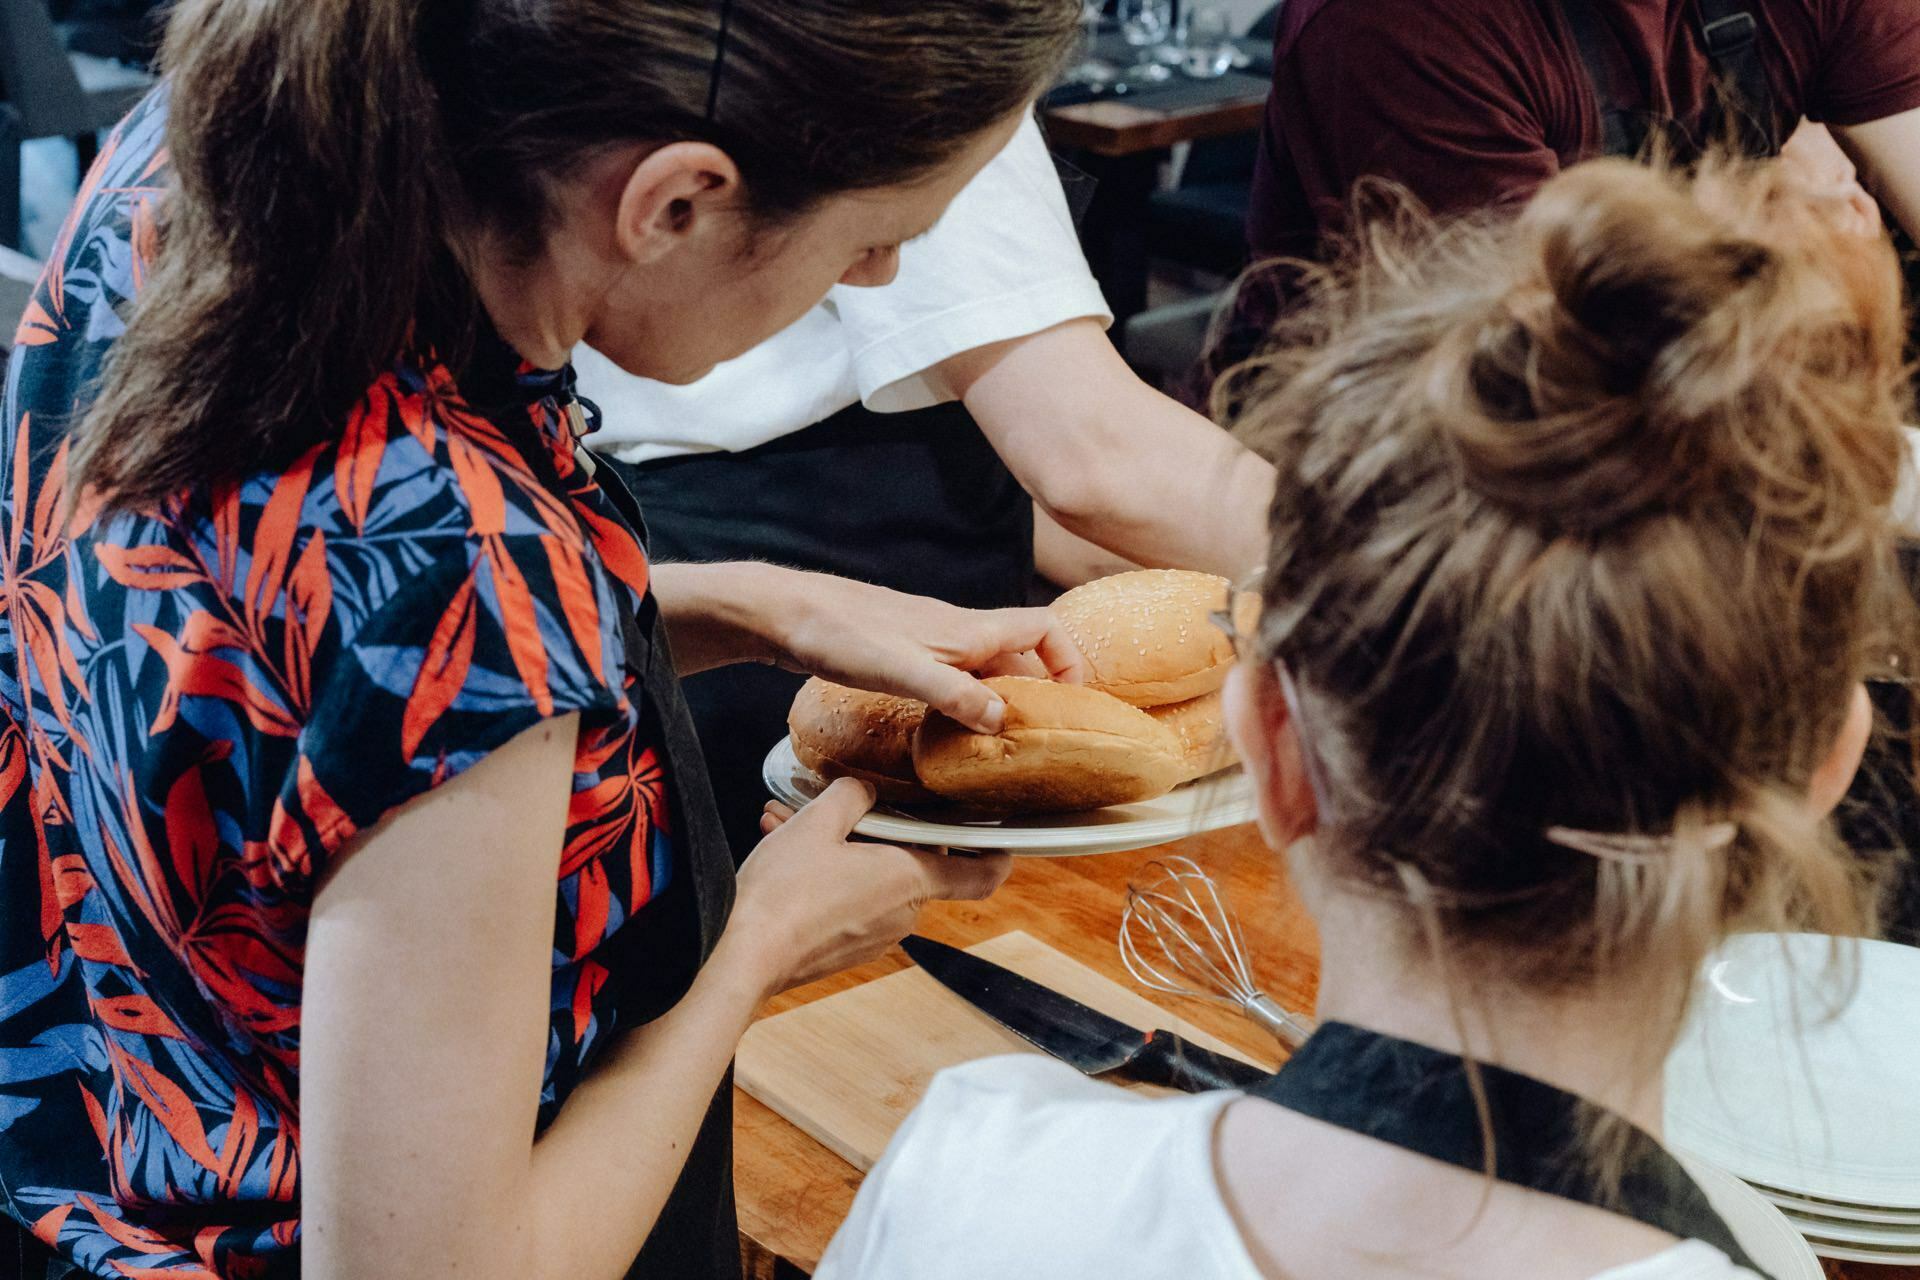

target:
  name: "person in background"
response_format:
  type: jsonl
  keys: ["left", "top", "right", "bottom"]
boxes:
{"left": 1220, "top": 0, "right": 1920, "bottom": 364}
{"left": 578, "top": 116, "right": 1277, "bottom": 862}
{"left": 0, "top": 0, "right": 1085, "bottom": 1277}
{"left": 816, "top": 155, "right": 1911, "bottom": 1279}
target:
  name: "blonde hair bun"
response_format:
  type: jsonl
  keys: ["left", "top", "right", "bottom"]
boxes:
{"left": 1439, "top": 160, "right": 1906, "bottom": 539}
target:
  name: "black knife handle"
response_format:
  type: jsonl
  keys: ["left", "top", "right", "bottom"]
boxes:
{"left": 1126, "top": 1031, "right": 1272, "bottom": 1093}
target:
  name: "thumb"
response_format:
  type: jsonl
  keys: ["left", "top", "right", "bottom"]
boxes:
{"left": 914, "top": 664, "right": 1007, "bottom": 735}
{"left": 794, "top": 776, "right": 878, "bottom": 837}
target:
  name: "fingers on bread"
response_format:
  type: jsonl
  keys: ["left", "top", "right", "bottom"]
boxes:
{"left": 786, "top": 571, "right": 1246, "bottom": 813}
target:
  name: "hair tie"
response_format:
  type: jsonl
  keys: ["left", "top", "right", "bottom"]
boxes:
{"left": 706, "top": 0, "right": 737, "bottom": 122}
{"left": 1545, "top": 823, "right": 1739, "bottom": 863}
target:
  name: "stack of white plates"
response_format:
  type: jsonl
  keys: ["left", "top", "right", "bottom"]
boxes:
{"left": 1665, "top": 933, "right": 1920, "bottom": 1265}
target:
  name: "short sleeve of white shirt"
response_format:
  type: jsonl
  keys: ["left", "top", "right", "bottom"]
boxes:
{"left": 835, "top": 113, "right": 1110, "bottom": 415}
{"left": 814, "top": 1056, "right": 1769, "bottom": 1280}
{"left": 575, "top": 113, "right": 1111, "bottom": 465}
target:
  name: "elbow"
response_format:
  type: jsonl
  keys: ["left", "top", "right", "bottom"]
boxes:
{"left": 1026, "top": 460, "right": 1117, "bottom": 534}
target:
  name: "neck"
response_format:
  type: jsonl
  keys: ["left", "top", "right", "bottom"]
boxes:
{"left": 1308, "top": 885, "right": 1673, "bottom": 1137}
{"left": 465, "top": 233, "right": 586, "bottom": 371}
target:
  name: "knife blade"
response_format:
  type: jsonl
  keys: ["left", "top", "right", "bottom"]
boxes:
{"left": 901, "top": 935, "right": 1271, "bottom": 1093}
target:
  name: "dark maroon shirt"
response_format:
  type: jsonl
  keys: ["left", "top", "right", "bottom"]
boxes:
{"left": 1248, "top": 0, "right": 1920, "bottom": 264}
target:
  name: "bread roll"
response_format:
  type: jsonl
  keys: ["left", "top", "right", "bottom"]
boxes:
{"left": 787, "top": 678, "right": 933, "bottom": 804}
{"left": 1148, "top": 690, "right": 1238, "bottom": 782}
{"left": 1053, "top": 570, "right": 1239, "bottom": 707}
{"left": 913, "top": 677, "right": 1188, "bottom": 812}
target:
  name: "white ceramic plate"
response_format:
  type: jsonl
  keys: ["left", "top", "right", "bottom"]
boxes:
{"left": 1751, "top": 1181, "right": 1920, "bottom": 1227}
{"left": 761, "top": 735, "right": 1257, "bottom": 856}
{"left": 1674, "top": 1159, "right": 1820, "bottom": 1274}
{"left": 1678, "top": 1155, "right": 1827, "bottom": 1280}
{"left": 1789, "top": 1236, "right": 1920, "bottom": 1265}
{"left": 1665, "top": 934, "right": 1920, "bottom": 1210}
{"left": 1776, "top": 1207, "right": 1920, "bottom": 1249}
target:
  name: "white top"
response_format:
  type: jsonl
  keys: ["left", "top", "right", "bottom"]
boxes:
{"left": 573, "top": 114, "right": 1111, "bottom": 465}
{"left": 815, "top": 1055, "right": 1765, "bottom": 1280}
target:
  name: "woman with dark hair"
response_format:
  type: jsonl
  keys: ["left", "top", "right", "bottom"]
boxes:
{"left": 0, "top": 1, "right": 1081, "bottom": 1277}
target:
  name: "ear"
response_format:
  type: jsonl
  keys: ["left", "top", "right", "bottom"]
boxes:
{"left": 1808, "top": 682, "right": 1873, "bottom": 818}
{"left": 1224, "top": 662, "right": 1319, "bottom": 849}
{"left": 612, "top": 141, "right": 743, "bottom": 267}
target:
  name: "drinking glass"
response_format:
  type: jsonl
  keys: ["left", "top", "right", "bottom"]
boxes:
{"left": 1063, "top": 0, "right": 1117, "bottom": 89}
{"left": 1059, "top": 0, "right": 1121, "bottom": 88}
{"left": 1181, "top": 3, "right": 1235, "bottom": 78}
{"left": 1117, "top": 0, "right": 1175, "bottom": 82}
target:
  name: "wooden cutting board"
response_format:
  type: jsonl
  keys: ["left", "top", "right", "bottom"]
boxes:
{"left": 736, "top": 930, "right": 1269, "bottom": 1173}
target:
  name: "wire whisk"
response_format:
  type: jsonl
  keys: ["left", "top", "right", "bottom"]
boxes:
{"left": 1121, "top": 856, "right": 1316, "bottom": 1050}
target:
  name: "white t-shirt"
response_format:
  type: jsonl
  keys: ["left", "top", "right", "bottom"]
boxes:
{"left": 573, "top": 114, "right": 1111, "bottom": 465}
{"left": 815, "top": 1055, "right": 1766, "bottom": 1280}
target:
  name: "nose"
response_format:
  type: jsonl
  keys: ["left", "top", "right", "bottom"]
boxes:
{"left": 841, "top": 246, "right": 901, "bottom": 289}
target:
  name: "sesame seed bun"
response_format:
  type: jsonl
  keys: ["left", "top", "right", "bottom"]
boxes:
{"left": 912, "top": 677, "right": 1188, "bottom": 812}
{"left": 1148, "top": 690, "right": 1239, "bottom": 782}
{"left": 787, "top": 678, "right": 935, "bottom": 805}
{"left": 1052, "top": 570, "right": 1240, "bottom": 708}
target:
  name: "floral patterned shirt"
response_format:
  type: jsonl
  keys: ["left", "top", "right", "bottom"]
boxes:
{"left": 0, "top": 91, "right": 687, "bottom": 1277}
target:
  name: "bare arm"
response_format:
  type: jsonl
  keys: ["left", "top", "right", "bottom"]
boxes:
{"left": 302, "top": 718, "right": 1008, "bottom": 1280}
{"left": 940, "top": 320, "right": 1274, "bottom": 581}
{"left": 1835, "top": 108, "right": 1920, "bottom": 243}
{"left": 1032, "top": 504, "right": 1142, "bottom": 590}
{"left": 649, "top": 560, "right": 1087, "bottom": 731}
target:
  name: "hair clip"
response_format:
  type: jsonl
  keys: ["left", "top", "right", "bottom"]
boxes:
{"left": 1544, "top": 823, "right": 1739, "bottom": 863}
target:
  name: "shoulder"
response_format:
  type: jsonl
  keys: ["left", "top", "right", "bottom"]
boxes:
{"left": 818, "top": 1056, "right": 1256, "bottom": 1279}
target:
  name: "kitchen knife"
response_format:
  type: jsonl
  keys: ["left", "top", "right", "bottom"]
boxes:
{"left": 901, "top": 935, "right": 1271, "bottom": 1093}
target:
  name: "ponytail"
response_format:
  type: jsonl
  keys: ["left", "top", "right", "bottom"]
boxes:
{"left": 71, "top": 0, "right": 1079, "bottom": 512}
{"left": 72, "top": 0, "right": 474, "bottom": 510}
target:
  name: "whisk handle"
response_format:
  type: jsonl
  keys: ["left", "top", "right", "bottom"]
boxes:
{"left": 1127, "top": 1031, "right": 1273, "bottom": 1093}
{"left": 1248, "top": 995, "right": 1316, "bottom": 1051}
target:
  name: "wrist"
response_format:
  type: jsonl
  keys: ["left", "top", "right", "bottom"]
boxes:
{"left": 705, "top": 904, "right": 787, "bottom": 1009}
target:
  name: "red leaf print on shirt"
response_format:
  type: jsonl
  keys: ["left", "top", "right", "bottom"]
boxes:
{"left": 282, "top": 531, "right": 332, "bottom": 714}
{"left": 401, "top": 563, "right": 480, "bottom": 760}
{"left": 95, "top": 544, "right": 206, "bottom": 591}
{"left": 335, "top": 393, "right": 388, "bottom": 534}
{"left": 12, "top": 297, "right": 60, "bottom": 347}
{"left": 93, "top": 995, "right": 185, "bottom": 1040}
{"left": 134, "top": 624, "right": 299, "bottom": 739}
{"left": 105, "top": 1042, "right": 221, "bottom": 1175}
{"left": 540, "top": 535, "right": 607, "bottom": 685}
{"left": 483, "top": 535, "right": 552, "bottom": 715}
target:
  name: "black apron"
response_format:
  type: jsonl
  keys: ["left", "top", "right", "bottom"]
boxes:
{"left": 603, "top": 399, "right": 1034, "bottom": 864}
{"left": 1251, "top": 1022, "right": 1775, "bottom": 1278}
{"left": 572, "top": 436, "right": 743, "bottom": 1280}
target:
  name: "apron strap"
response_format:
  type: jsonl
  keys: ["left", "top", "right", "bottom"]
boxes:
{"left": 1693, "top": 0, "right": 1782, "bottom": 157}
{"left": 1554, "top": 0, "right": 1781, "bottom": 161}
{"left": 584, "top": 450, "right": 737, "bottom": 958}
{"left": 1248, "top": 1023, "right": 1776, "bottom": 1278}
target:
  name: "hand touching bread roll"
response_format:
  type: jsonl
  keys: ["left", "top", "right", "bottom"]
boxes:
{"left": 913, "top": 677, "right": 1188, "bottom": 812}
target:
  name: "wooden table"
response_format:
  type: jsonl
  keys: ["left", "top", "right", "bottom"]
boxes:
{"left": 734, "top": 822, "right": 1916, "bottom": 1280}
{"left": 1040, "top": 55, "right": 1270, "bottom": 328}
